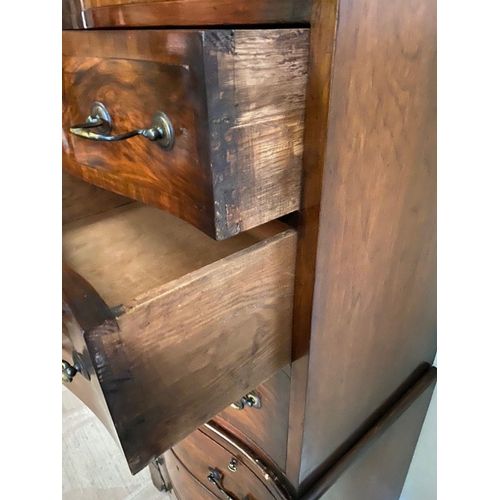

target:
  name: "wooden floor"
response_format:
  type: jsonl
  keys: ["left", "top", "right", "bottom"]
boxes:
{"left": 62, "top": 387, "right": 175, "bottom": 500}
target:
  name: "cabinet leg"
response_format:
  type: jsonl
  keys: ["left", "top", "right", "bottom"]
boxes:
{"left": 149, "top": 457, "right": 172, "bottom": 493}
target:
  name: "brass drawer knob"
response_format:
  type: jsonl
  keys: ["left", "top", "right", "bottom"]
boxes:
{"left": 69, "top": 102, "right": 175, "bottom": 150}
{"left": 62, "top": 359, "right": 78, "bottom": 383}
{"left": 230, "top": 391, "right": 262, "bottom": 411}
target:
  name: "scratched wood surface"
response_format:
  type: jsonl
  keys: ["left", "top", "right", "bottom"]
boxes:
{"left": 206, "top": 29, "right": 309, "bottom": 239}
{"left": 62, "top": 387, "right": 176, "bottom": 500}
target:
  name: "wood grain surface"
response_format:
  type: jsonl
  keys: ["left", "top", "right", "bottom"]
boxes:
{"left": 63, "top": 203, "right": 268, "bottom": 307}
{"left": 112, "top": 227, "right": 296, "bottom": 473}
{"left": 61, "top": 0, "right": 436, "bottom": 494}
{"left": 164, "top": 450, "right": 218, "bottom": 500}
{"left": 287, "top": 0, "right": 437, "bottom": 492}
{"left": 286, "top": 0, "right": 340, "bottom": 489}
{"left": 302, "top": 369, "right": 437, "bottom": 500}
{"left": 62, "top": 30, "right": 216, "bottom": 236}
{"left": 62, "top": 262, "right": 120, "bottom": 447}
{"left": 172, "top": 429, "right": 277, "bottom": 500}
{"left": 62, "top": 0, "right": 311, "bottom": 29}
{"left": 216, "top": 369, "right": 291, "bottom": 472}
{"left": 62, "top": 200, "right": 296, "bottom": 474}
{"left": 63, "top": 170, "right": 132, "bottom": 225}
{"left": 62, "top": 29, "right": 308, "bottom": 240}
{"left": 205, "top": 29, "right": 309, "bottom": 239}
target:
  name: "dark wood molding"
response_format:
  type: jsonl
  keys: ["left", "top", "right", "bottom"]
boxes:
{"left": 300, "top": 367, "right": 437, "bottom": 500}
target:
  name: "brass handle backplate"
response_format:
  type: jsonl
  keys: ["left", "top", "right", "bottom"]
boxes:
{"left": 231, "top": 391, "right": 262, "bottom": 411}
{"left": 69, "top": 102, "right": 175, "bottom": 150}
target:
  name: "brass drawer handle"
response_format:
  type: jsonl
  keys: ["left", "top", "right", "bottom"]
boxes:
{"left": 69, "top": 102, "right": 175, "bottom": 150}
{"left": 62, "top": 359, "right": 78, "bottom": 383}
{"left": 207, "top": 468, "right": 237, "bottom": 500}
{"left": 231, "top": 391, "right": 262, "bottom": 411}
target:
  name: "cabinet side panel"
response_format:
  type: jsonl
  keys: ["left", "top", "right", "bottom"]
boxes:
{"left": 297, "top": 0, "right": 437, "bottom": 488}
{"left": 285, "top": 0, "right": 340, "bottom": 489}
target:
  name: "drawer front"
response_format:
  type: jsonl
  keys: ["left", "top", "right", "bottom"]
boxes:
{"left": 62, "top": 29, "right": 309, "bottom": 240}
{"left": 62, "top": 263, "right": 120, "bottom": 445}
{"left": 62, "top": 30, "right": 213, "bottom": 236}
{"left": 170, "top": 426, "right": 286, "bottom": 500}
{"left": 164, "top": 451, "right": 215, "bottom": 500}
{"left": 216, "top": 370, "right": 291, "bottom": 471}
{"left": 62, "top": 195, "right": 296, "bottom": 474}
{"left": 63, "top": 0, "right": 312, "bottom": 29}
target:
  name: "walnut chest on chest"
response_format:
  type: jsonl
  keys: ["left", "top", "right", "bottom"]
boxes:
{"left": 62, "top": 0, "right": 437, "bottom": 498}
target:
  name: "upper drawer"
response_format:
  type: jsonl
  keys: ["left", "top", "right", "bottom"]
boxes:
{"left": 62, "top": 194, "right": 296, "bottom": 475}
{"left": 62, "top": 29, "right": 309, "bottom": 240}
{"left": 63, "top": 0, "right": 312, "bottom": 28}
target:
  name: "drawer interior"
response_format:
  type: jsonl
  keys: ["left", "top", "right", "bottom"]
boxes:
{"left": 63, "top": 202, "right": 289, "bottom": 308}
{"left": 62, "top": 181, "right": 296, "bottom": 474}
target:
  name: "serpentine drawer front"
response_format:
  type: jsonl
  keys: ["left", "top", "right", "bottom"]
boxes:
{"left": 62, "top": 29, "right": 309, "bottom": 240}
{"left": 62, "top": 193, "right": 296, "bottom": 474}
{"left": 165, "top": 424, "right": 290, "bottom": 500}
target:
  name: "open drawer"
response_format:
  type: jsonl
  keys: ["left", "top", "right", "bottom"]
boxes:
{"left": 62, "top": 29, "right": 309, "bottom": 240}
{"left": 62, "top": 195, "right": 296, "bottom": 474}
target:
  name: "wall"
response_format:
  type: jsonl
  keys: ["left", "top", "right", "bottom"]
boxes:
{"left": 400, "top": 359, "right": 437, "bottom": 500}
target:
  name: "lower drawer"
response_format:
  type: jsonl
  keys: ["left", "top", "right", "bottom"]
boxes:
{"left": 62, "top": 183, "right": 297, "bottom": 474}
{"left": 163, "top": 452, "right": 214, "bottom": 500}
{"left": 216, "top": 369, "right": 291, "bottom": 471}
{"left": 167, "top": 424, "right": 290, "bottom": 500}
